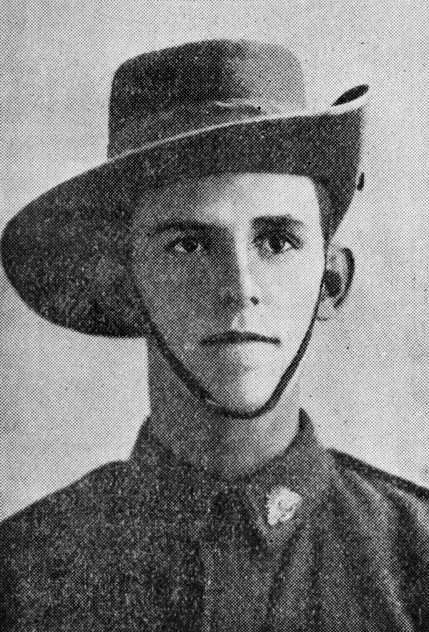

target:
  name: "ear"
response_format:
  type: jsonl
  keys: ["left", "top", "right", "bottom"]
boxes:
{"left": 317, "top": 244, "right": 355, "bottom": 321}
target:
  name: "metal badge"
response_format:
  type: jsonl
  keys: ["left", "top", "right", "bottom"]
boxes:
{"left": 266, "top": 487, "right": 302, "bottom": 526}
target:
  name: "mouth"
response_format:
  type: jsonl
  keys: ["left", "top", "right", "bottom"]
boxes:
{"left": 201, "top": 331, "right": 281, "bottom": 346}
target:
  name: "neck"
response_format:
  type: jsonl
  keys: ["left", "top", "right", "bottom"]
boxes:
{"left": 146, "top": 339, "right": 301, "bottom": 481}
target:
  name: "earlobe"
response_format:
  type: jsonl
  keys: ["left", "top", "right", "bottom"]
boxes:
{"left": 323, "top": 270, "right": 343, "bottom": 298}
{"left": 317, "top": 246, "right": 355, "bottom": 321}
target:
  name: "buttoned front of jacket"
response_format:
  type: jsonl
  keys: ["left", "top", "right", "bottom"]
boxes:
{"left": 1, "top": 412, "right": 429, "bottom": 631}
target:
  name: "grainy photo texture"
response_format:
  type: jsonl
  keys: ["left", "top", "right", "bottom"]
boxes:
{"left": 1, "top": 1, "right": 429, "bottom": 630}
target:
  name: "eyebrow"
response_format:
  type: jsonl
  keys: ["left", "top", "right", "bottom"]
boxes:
{"left": 150, "top": 221, "right": 211, "bottom": 235}
{"left": 150, "top": 215, "right": 306, "bottom": 236}
{"left": 252, "top": 215, "right": 306, "bottom": 231}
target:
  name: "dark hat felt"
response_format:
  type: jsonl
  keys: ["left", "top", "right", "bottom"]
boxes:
{"left": 1, "top": 39, "right": 369, "bottom": 337}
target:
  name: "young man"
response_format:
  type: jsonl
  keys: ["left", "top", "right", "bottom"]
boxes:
{"left": 1, "top": 40, "right": 428, "bottom": 631}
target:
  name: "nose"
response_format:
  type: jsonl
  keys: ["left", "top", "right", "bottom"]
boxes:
{"left": 218, "top": 235, "right": 261, "bottom": 309}
{"left": 219, "top": 287, "right": 260, "bottom": 307}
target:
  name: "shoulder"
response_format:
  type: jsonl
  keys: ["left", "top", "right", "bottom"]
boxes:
{"left": 320, "top": 449, "right": 429, "bottom": 627}
{"left": 0, "top": 451, "right": 162, "bottom": 550}
{"left": 0, "top": 460, "right": 132, "bottom": 564}
{"left": 0, "top": 457, "right": 162, "bottom": 629}
{"left": 0, "top": 461, "right": 124, "bottom": 627}
{"left": 327, "top": 448, "right": 429, "bottom": 554}
{"left": 329, "top": 448, "right": 429, "bottom": 504}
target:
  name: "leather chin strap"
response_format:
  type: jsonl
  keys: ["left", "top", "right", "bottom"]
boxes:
{"left": 139, "top": 272, "right": 325, "bottom": 421}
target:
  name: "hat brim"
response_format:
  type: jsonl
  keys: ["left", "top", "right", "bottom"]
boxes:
{"left": 1, "top": 88, "right": 368, "bottom": 337}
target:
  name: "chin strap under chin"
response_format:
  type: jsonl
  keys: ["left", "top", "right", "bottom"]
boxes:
{"left": 139, "top": 271, "right": 324, "bottom": 420}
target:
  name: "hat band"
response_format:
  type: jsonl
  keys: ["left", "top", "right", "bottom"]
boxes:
{"left": 107, "top": 98, "right": 296, "bottom": 160}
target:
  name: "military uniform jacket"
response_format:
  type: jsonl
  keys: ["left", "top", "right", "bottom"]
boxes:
{"left": 1, "top": 411, "right": 429, "bottom": 631}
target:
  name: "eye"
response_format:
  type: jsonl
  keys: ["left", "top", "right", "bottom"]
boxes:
{"left": 166, "top": 234, "right": 207, "bottom": 254}
{"left": 254, "top": 232, "right": 295, "bottom": 256}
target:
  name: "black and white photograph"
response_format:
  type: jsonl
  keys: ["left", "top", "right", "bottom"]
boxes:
{"left": 1, "top": 1, "right": 429, "bottom": 629}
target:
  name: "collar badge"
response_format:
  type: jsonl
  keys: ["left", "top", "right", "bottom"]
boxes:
{"left": 266, "top": 487, "right": 302, "bottom": 526}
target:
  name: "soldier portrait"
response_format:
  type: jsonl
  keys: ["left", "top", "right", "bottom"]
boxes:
{"left": 1, "top": 2, "right": 429, "bottom": 631}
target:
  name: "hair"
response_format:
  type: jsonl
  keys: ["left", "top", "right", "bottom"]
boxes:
{"left": 313, "top": 179, "right": 335, "bottom": 244}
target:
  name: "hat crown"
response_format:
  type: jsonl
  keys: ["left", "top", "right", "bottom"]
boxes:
{"left": 108, "top": 40, "right": 306, "bottom": 156}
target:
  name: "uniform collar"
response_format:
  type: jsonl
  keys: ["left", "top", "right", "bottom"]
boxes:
{"left": 130, "top": 410, "right": 332, "bottom": 545}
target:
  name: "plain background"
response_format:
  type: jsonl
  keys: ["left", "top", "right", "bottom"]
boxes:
{"left": 1, "top": 0, "right": 429, "bottom": 520}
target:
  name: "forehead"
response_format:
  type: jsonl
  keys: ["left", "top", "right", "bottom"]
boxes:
{"left": 131, "top": 173, "right": 321, "bottom": 229}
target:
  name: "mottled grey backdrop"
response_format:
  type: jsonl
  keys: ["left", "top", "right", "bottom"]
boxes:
{"left": 1, "top": 0, "right": 429, "bottom": 519}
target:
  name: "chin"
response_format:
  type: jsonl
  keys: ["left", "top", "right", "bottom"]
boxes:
{"left": 204, "top": 374, "right": 281, "bottom": 414}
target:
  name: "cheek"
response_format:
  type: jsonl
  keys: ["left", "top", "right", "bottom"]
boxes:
{"left": 264, "top": 250, "right": 324, "bottom": 326}
{"left": 131, "top": 251, "right": 214, "bottom": 338}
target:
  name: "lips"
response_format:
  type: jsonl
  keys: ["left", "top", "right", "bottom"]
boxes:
{"left": 201, "top": 331, "right": 280, "bottom": 346}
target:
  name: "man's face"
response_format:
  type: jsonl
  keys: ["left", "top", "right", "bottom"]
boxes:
{"left": 130, "top": 173, "right": 325, "bottom": 414}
